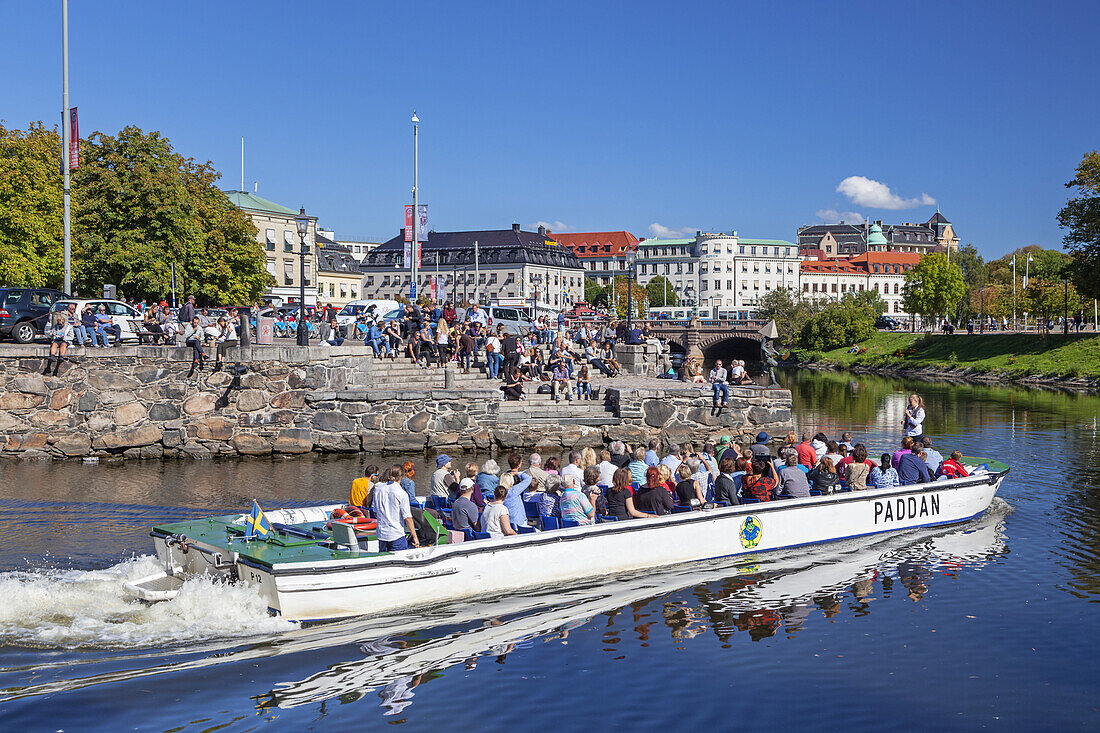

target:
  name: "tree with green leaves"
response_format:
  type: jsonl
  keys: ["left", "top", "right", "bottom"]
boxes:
{"left": 610, "top": 274, "right": 648, "bottom": 319}
{"left": 951, "top": 243, "right": 986, "bottom": 321}
{"left": 645, "top": 275, "right": 680, "bottom": 307}
{"left": 798, "top": 298, "right": 876, "bottom": 351}
{"left": 902, "top": 253, "right": 965, "bottom": 322}
{"left": 583, "top": 277, "right": 605, "bottom": 307}
{"left": 0, "top": 123, "right": 65, "bottom": 287}
{"left": 968, "top": 282, "right": 1012, "bottom": 321}
{"left": 1023, "top": 278, "right": 1081, "bottom": 330}
{"left": 843, "top": 288, "right": 887, "bottom": 318}
{"left": 71, "top": 126, "right": 271, "bottom": 303}
{"left": 757, "top": 288, "right": 827, "bottom": 345}
{"left": 1058, "top": 150, "right": 1100, "bottom": 300}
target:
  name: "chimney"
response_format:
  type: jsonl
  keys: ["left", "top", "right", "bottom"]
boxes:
{"left": 512, "top": 223, "right": 521, "bottom": 233}
{"left": 538, "top": 225, "right": 546, "bottom": 236}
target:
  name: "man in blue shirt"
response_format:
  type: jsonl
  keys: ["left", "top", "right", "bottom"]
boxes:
{"left": 921, "top": 437, "right": 944, "bottom": 475}
{"left": 644, "top": 438, "right": 661, "bottom": 467}
{"left": 897, "top": 450, "right": 933, "bottom": 485}
{"left": 366, "top": 322, "right": 388, "bottom": 356}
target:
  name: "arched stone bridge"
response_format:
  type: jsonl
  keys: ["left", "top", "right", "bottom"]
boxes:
{"left": 642, "top": 318, "right": 769, "bottom": 359}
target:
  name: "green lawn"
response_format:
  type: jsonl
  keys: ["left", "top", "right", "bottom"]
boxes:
{"left": 792, "top": 331, "right": 1100, "bottom": 379}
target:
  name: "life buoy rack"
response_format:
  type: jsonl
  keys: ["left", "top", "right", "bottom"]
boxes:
{"left": 328, "top": 507, "right": 377, "bottom": 532}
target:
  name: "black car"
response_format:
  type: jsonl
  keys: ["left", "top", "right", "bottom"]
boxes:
{"left": 875, "top": 316, "right": 900, "bottom": 330}
{"left": 0, "top": 287, "right": 71, "bottom": 343}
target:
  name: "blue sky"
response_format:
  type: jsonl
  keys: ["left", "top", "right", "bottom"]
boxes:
{"left": 3, "top": 1, "right": 1097, "bottom": 258}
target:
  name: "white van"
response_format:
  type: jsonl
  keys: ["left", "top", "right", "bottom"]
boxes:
{"left": 477, "top": 305, "right": 531, "bottom": 335}
{"left": 335, "top": 300, "right": 401, "bottom": 329}
{"left": 51, "top": 299, "right": 145, "bottom": 343}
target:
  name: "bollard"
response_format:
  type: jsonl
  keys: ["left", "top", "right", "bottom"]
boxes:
{"left": 444, "top": 364, "right": 455, "bottom": 389}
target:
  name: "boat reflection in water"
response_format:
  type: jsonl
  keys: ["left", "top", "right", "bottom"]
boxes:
{"left": 257, "top": 499, "right": 1011, "bottom": 715}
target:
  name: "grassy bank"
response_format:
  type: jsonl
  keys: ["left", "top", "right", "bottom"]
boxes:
{"left": 790, "top": 332, "right": 1100, "bottom": 380}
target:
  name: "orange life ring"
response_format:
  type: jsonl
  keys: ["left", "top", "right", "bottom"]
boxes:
{"left": 328, "top": 508, "right": 377, "bottom": 532}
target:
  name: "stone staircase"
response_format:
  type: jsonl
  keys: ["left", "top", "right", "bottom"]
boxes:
{"left": 338, "top": 354, "right": 619, "bottom": 426}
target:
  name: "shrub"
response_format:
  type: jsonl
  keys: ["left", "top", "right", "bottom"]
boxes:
{"left": 797, "top": 299, "right": 876, "bottom": 351}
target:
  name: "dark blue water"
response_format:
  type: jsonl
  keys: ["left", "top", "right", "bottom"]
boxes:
{"left": 0, "top": 370, "right": 1097, "bottom": 731}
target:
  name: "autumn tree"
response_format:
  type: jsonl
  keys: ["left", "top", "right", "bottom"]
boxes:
{"left": 902, "top": 253, "right": 965, "bottom": 322}
{"left": 1023, "top": 278, "right": 1080, "bottom": 330}
{"left": 1058, "top": 150, "right": 1100, "bottom": 299}
{"left": 610, "top": 274, "right": 648, "bottom": 319}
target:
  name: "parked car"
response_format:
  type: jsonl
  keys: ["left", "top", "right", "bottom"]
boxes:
{"left": 0, "top": 287, "right": 71, "bottom": 343}
{"left": 335, "top": 299, "right": 401, "bottom": 329}
{"left": 51, "top": 299, "right": 145, "bottom": 343}
{"left": 876, "top": 316, "right": 900, "bottom": 330}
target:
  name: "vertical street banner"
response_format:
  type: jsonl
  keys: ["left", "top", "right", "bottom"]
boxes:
{"left": 68, "top": 107, "right": 80, "bottom": 169}
{"left": 416, "top": 204, "right": 428, "bottom": 242}
{"left": 403, "top": 205, "right": 413, "bottom": 264}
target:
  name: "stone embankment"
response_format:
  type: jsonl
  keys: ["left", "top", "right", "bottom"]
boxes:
{"left": 0, "top": 345, "right": 793, "bottom": 461}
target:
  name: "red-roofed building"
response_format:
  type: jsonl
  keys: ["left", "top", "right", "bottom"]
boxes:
{"left": 801, "top": 251, "right": 924, "bottom": 318}
{"left": 550, "top": 231, "right": 639, "bottom": 286}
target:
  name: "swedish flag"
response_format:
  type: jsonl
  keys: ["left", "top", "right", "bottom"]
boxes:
{"left": 244, "top": 500, "right": 271, "bottom": 540}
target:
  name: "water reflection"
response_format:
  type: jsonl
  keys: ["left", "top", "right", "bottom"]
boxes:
{"left": 256, "top": 502, "right": 1009, "bottom": 715}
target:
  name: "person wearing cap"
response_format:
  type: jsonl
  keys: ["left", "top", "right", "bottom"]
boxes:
{"left": 714, "top": 435, "right": 734, "bottom": 463}
{"left": 450, "top": 480, "right": 481, "bottom": 533}
{"left": 750, "top": 432, "right": 771, "bottom": 460}
{"left": 430, "top": 454, "right": 458, "bottom": 498}
{"left": 179, "top": 295, "right": 196, "bottom": 324}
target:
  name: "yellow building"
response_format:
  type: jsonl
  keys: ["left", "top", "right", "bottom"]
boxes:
{"left": 315, "top": 235, "right": 363, "bottom": 308}
{"left": 224, "top": 190, "right": 318, "bottom": 306}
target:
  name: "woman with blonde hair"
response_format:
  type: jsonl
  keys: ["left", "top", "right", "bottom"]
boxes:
{"left": 903, "top": 393, "right": 926, "bottom": 439}
{"left": 580, "top": 447, "right": 598, "bottom": 470}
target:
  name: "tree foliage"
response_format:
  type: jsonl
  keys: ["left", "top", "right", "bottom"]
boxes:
{"left": 645, "top": 275, "right": 680, "bottom": 307}
{"left": 902, "top": 253, "right": 965, "bottom": 319}
{"left": 0, "top": 121, "right": 271, "bottom": 302}
{"left": 72, "top": 126, "right": 271, "bottom": 303}
{"left": 0, "top": 123, "right": 64, "bottom": 287}
{"left": 843, "top": 288, "right": 887, "bottom": 318}
{"left": 1058, "top": 150, "right": 1100, "bottom": 300}
{"left": 756, "top": 288, "right": 827, "bottom": 346}
{"left": 967, "top": 282, "right": 1013, "bottom": 320}
{"left": 610, "top": 274, "right": 648, "bottom": 319}
{"left": 1023, "top": 278, "right": 1081, "bottom": 326}
{"left": 797, "top": 298, "right": 876, "bottom": 351}
{"left": 583, "top": 277, "right": 606, "bottom": 308}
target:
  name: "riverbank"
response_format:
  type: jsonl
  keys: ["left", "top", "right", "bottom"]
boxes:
{"left": 789, "top": 332, "right": 1100, "bottom": 391}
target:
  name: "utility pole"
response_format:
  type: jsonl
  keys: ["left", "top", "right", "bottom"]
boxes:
{"left": 1012, "top": 254, "right": 1017, "bottom": 330}
{"left": 411, "top": 111, "right": 419, "bottom": 303}
{"left": 474, "top": 240, "right": 480, "bottom": 305}
{"left": 61, "top": 0, "right": 72, "bottom": 295}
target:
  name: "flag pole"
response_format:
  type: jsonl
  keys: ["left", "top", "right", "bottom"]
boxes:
{"left": 62, "top": 0, "right": 72, "bottom": 295}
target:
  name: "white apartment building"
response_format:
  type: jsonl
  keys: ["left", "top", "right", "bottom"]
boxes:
{"left": 225, "top": 190, "right": 317, "bottom": 306}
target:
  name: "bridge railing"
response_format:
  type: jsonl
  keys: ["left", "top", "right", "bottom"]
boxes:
{"left": 642, "top": 319, "right": 767, "bottom": 330}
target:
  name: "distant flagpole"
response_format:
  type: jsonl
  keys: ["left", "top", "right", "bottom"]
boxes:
{"left": 61, "top": 0, "right": 71, "bottom": 295}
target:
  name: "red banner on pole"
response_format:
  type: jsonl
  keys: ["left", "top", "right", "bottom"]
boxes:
{"left": 404, "top": 205, "right": 413, "bottom": 242}
{"left": 68, "top": 107, "right": 79, "bottom": 169}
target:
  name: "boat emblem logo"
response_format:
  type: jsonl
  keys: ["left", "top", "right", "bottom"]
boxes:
{"left": 739, "top": 515, "right": 762, "bottom": 549}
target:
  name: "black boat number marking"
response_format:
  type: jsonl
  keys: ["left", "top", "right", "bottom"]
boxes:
{"left": 874, "top": 494, "right": 940, "bottom": 524}
{"left": 248, "top": 570, "right": 264, "bottom": 584}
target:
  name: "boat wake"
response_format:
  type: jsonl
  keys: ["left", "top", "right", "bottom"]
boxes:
{"left": 0, "top": 555, "right": 296, "bottom": 650}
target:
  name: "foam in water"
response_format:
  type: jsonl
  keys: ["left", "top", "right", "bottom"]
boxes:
{"left": 0, "top": 555, "right": 297, "bottom": 650}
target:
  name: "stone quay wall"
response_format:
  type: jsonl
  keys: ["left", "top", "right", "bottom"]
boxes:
{"left": 0, "top": 345, "right": 794, "bottom": 461}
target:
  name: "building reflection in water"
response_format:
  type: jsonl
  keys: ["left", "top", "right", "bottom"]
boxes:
{"left": 256, "top": 502, "right": 1010, "bottom": 716}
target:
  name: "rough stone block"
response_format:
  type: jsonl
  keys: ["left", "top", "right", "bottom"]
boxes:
{"left": 13, "top": 375, "right": 48, "bottom": 395}
{"left": 149, "top": 402, "right": 181, "bottom": 421}
{"left": 192, "top": 416, "right": 236, "bottom": 441}
{"left": 6, "top": 432, "right": 50, "bottom": 451}
{"left": 88, "top": 372, "right": 139, "bottom": 390}
{"left": 231, "top": 433, "right": 273, "bottom": 455}
{"left": 643, "top": 399, "right": 676, "bottom": 427}
{"left": 93, "top": 424, "right": 162, "bottom": 451}
{"left": 139, "top": 443, "right": 164, "bottom": 459}
{"left": 274, "top": 428, "right": 313, "bottom": 454}
{"left": 271, "top": 390, "right": 307, "bottom": 409}
{"left": 181, "top": 441, "right": 212, "bottom": 459}
{"left": 77, "top": 391, "right": 99, "bottom": 412}
{"left": 313, "top": 432, "right": 359, "bottom": 452}
{"left": 30, "top": 411, "right": 71, "bottom": 427}
{"left": 234, "top": 389, "right": 266, "bottom": 412}
{"left": 55, "top": 434, "right": 92, "bottom": 456}
{"left": 114, "top": 402, "right": 147, "bottom": 426}
{"left": 384, "top": 433, "right": 427, "bottom": 452}
{"left": 183, "top": 393, "right": 217, "bottom": 415}
{"left": 340, "top": 402, "right": 372, "bottom": 415}
{"left": 311, "top": 410, "right": 354, "bottom": 432}
{"left": 162, "top": 429, "right": 185, "bottom": 448}
{"left": 0, "top": 392, "right": 44, "bottom": 410}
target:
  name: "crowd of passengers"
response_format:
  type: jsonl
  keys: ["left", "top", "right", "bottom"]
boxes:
{"left": 344, "top": 428, "right": 972, "bottom": 543}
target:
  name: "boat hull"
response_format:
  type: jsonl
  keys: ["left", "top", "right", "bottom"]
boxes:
{"left": 208, "top": 473, "right": 1004, "bottom": 622}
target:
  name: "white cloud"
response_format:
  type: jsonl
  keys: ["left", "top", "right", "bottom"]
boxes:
{"left": 836, "top": 176, "right": 936, "bottom": 210}
{"left": 815, "top": 209, "right": 865, "bottom": 225}
{"left": 532, "top": 220, "right": 569, "bottom": 232}
{"left": 648, "top": 222, "right": 696, "bottom": 238}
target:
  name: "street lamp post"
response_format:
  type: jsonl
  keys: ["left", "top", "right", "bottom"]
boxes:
{"left": 411, "top": 111, "right": 419, "bottom": 303}
{"left": 295, "top": 207, "right": 310, "bottom": 346}
{"left": 1064, "top": 277, "right": 1069, "bottom": 335}
{"left": 684, "top": 284, "right": 697, "bottom": 320}
{"left": 625, "top": 253, "right": 636, "bottom": 334}
{"left": 980, "top": 287, "right": 985, "bottom": 333}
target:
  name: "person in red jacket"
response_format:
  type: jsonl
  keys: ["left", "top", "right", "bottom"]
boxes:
{"left": 937, "top": 450, "right": 970, "bottom": 479}
{"left": 795, "top": 431, "right": 817, "bottom": 468}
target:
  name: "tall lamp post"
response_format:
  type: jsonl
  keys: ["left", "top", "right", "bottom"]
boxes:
{"left": 295, "top": 207, "right": 310, "bottom": 346}
{"left": 625, "top": 253, "right": 636, "bottom": 334}
{"left": 410, "top": 111, "right": 419, "bottom": 303}
{"left": 1063, "top": 277, "right": 1069, "bottom": 335}
{"left": 980, "top": 287, "right": 985, "bottom": 333}
{"left": 684, "top": 284, "right": 697, "bottom": 320}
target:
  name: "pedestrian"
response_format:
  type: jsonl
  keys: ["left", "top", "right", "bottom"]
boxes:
{"left": 374, "top": 465, "right": 420, "bottom": 551}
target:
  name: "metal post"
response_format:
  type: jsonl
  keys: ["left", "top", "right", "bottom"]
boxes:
{"left": 61, "top": 0, "right": 71, "bottom": 295}
{"left": 170, "top": 262, "right": 177, "bottom": 309}
{"left": 980, "top": 287, "right": 985, "bottom": 332}
{"left": 297, "top": 229, "right": 308, "bottom": 345}
{"left": 626, "top": 258, "right": 635, "bottom": 334}
{"left": 1012, "top": 255, "right": 1016, "bottom": 330}
{"left": 411, "top": 112, "right": 419, "bottom": 303}
{"left": 1064, "top": 279, "right": 1069, "bottom": 335}
{"left": 474, "top": 240, "right": 479, "bottom": 305}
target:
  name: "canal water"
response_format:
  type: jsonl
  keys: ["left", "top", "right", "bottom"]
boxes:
{"left": 0, "top": 370, "right": 1097, "bottom": 731}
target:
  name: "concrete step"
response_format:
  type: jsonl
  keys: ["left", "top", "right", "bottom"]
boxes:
{"left": 519, "top": 416, "right": 619, "bottom": 426}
